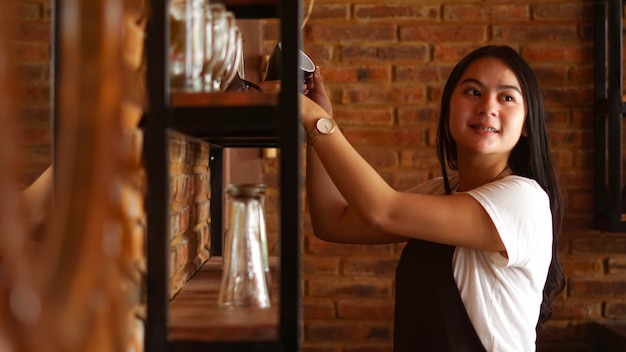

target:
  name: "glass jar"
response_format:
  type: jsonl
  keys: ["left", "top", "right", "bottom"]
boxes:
{"left": 168, "top": 0, "right": 205, "bottom": 91}
{"left": 218, "top": 184, "right": 270, "bottom": 308}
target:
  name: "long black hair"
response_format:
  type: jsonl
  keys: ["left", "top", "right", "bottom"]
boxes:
{"left": 436, "top": 45, "right": 565, "bottom": 330}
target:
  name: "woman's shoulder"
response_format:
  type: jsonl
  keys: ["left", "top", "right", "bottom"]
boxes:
{"left": 470, "top": 175, "right": 550, "bottom": 212}
{"left": 494, "top": 175, "right": 547, "bottom": 197}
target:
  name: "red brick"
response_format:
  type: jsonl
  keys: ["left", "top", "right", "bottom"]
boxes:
{"left": 11, "top": 42, "right": 49, "bottom": 61}
{"left": 569, "top": 278, "right": 626, "bottom": 296}
{"left": 303, "top": 256, "right": 340, "bottom": 275}
{"left": 607, "top": 258, "right": 626, "bottom": 274}
{"left": 15, "top": 22, "right": 50, "bottom": 42}
{"left": 342, "top": 127, "right": 426, "bottom": 148}
{"left": 400, "top": 25, "right": 486, "bottom": 43}
{"left": 433, "top": 44, "right": 486, "bottom": 62}
{"left": 551, "top": 300, "right": 603, "bottom": 320}
{"left": 321, "top": 65, "right": 391, "bottom": 83}
{"left": 558, "top": 170, "right": 593, "bottom": 191}
{"left": 546, "top": 129, "right": 586, "bottom": 147}
{"left": 444, "top": 4, "right": 529, "bottom": 22}
{"left": 18, "top": 105, "right": 50, "bottom": 123}
{"left": 305, "top": 321, "right": 392, "bottom": 342}
{"left": 8, "top": 3, "right": 43, "bottom": 20}
{"left": 605, "top": 302, "right": 626, "bottom": 318}
{"left": 305, "top": 234, "right": 394, "bottom": 256}
{"left": 562, "top": 256, "right": 605, "bottom": 277}
{"left": 42, "top": 2, "right": 52, "bottom": 20}
{"left": 574, "top": 149, "right": 593, "bottom": 169}
{"left": 354, "top": 4, "right": 439, "bottom": 20}
{"left": 341, "top": 44, "right": 429, "bottom": 63}
{"left": 302, "top": 43, "right": 332, "bottom": 63}
{"left": 522, "top": 45, "right": 593, "bottom": 64}
{"left": 193, "top": 173, "right": 209, "bottom": 197}
{"left": 395, "top": 65, "right": 452, "bottom": 83}
{"left": 493, "top": 25, "right": 578, "bottom": 42}
{"left": 571, "top": 236, "right": 626, "bottom": 255}
{"left": 567, "top": 190, "right": 593, "bottom": 212}
{"left": 341, "top": 257, "right": 398, "bottom": 277}
{"left": 570, "top": 108, "right": 594, "bottom": 129}
{"left": 309, "top": 24, "right": 396, "bottom": 42}
{"left": 397, "top": 107, "right": 439, "bottom": 125}
{"left": 531, "top": 65, "right": 568, "bottom": 86}
{"left": 309, "top": 4, "right": 348, "bottom": 21}
{"left": 19, "top": 125, "right": 50, "bottom": 145}
{"left": 179, "top": 206, "right": 190, "bottom": 233}
{"left": 544, "top": 87, "right": 593, "bottom": 105}
{"left": 333, "top": 107, "right": 394, "bottom": 126}
{"left": 545, "top": 109, "right": 569, "bottom": 126}
{"left": 571, "top": 65, "right": 593, "bottom": 83}
{"left": 355, "top": 148, "right": 398, "bottom": 169}
{"left": 337, "top": 300, "right": 394, "bottom": 320}
{"left": 532, "top": 3, "right": 591, "bottom": 21}
{"left": 306, "top": 277, "right": 393, "bottom": 298}
{"left": 398, "top": 148, "right": 440, "bottom": 170}
{"left": 341, "top": 87, "right": 425, "bottom": 105}
{"left": 303, "top": 298, "right": 336, "bottom": 319}
{"left": 550, "top": 149, "right": 573, "bottom": 168}
{"left": 195, "top": 200, "right": 209, "bottom": 222}
{"left": 169, "top": 211, "right": 180, "bottom": 240}
{"left": 16, "top": 85, "right": 49, "bottom": 103}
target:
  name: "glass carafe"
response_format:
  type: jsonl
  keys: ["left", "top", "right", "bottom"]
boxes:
{"left": 218, "top": 184, "right": 270, "bottom": 308}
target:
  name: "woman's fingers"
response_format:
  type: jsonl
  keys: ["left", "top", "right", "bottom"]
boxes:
{"left": 308, "top": 67, "right": 333, "bottom": 116}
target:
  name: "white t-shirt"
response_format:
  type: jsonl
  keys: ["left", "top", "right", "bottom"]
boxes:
{"left": 410, "top": 175, "right": 553, "bottom": 352}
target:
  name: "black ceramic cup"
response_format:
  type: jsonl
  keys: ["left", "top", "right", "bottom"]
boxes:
{"left": 264, "top": 42, "right": 315, "bottom": 82}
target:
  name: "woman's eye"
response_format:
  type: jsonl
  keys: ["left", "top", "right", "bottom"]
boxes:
{"left": 465, "top": 88, "right": 480, "bottom": 96}
{"left": 502, "top": 95, "right": 516, "bottom": 102}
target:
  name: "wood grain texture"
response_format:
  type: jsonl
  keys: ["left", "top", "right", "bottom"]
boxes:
{"left": 169, "top": 256, "right": 280, "bottom": 342}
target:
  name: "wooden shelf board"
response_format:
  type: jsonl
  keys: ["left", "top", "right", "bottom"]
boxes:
{"left": 168, "top": 256, "right": 279, "bottom": 342}
{"left": 171, "top": 91, "right": 278, "bottom": 107}
{"left": 220, "top": 0, "right": 277, "bottom": 5}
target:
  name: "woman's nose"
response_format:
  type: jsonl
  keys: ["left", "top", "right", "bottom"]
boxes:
{"left": 477, "top": 97, "right": 498, "bottom": 117}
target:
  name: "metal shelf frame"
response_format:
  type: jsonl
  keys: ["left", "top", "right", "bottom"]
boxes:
{"left": 144, "top": 0, "right": 303, "bottom": 351}
{"left": 594, "top": 0, "right": 626, "bottom": 232}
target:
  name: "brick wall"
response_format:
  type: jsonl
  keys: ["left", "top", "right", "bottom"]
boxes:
{"left": 168, "top": 134, "right": 212, "bottom": 297}
{"left": 263, "top": 1, "right": 626, "bottom": 351}
{"left": 8, "top": 0, "right": 52, "bottom": 184}
{"left": 10, "top": 0, "right": 626, "bottom": 350}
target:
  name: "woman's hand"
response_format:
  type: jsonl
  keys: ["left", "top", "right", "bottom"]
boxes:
{"left": 305, "top": 66, "right": 332, "bottom": 116}
{"left": 301, "top": 66, "right": 334, "bottom": 131}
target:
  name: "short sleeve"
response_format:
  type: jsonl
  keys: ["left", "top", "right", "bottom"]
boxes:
{"left": 465, "top": 176, "right": 553, "bottom": 268}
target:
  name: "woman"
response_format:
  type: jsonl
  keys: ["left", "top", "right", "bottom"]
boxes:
{"left": 301, "top": 45, "right": 564, "bottom": 351}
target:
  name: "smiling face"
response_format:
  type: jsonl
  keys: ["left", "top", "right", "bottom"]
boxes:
{"left": 448, "top": 56, "right": 527, "bottom": 165}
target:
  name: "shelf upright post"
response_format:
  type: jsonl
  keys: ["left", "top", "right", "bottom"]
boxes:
{"left": 593, "top": 0, "right": 607, "bottom": 227}
{"left": 277, "top": 0, "right": 303, "bottom": 350}
{"left": 51, "top": 0, "right": 60, "bottom": 184}
{"left": 606, "top": 0, "right": 624, "bottom": 231}
{"left": 594, "top": 0, "right": 626, "bottom": 232}
{"left": 144, "top": 0, "right": 171, "bottom": 350}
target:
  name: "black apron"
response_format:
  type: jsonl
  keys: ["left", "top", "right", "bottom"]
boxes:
{"left": 394, "top": 239, "right": 487, "bottom": 352}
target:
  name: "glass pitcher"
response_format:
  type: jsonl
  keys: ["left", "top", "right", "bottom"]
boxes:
{"left": 218, "top": 183, "right": 270, "bottom": 308}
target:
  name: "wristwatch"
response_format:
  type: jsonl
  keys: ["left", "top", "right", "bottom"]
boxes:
{"left": 307, "top": 117, "right": 336, "bottom": 144}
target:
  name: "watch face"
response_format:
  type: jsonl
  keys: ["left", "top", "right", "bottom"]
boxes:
{"left": 317, "top": 118, "right": 335, "bottom": 134}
